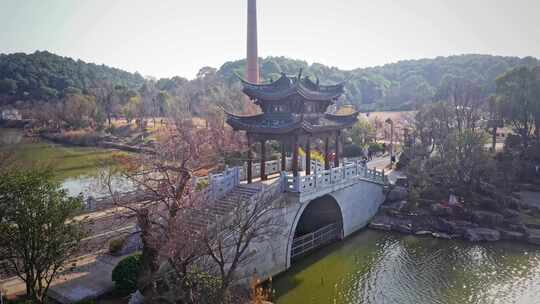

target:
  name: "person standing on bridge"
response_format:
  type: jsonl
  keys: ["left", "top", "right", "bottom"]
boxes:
{"left": 362, "top": 146, "right": 369, "bottom": 160}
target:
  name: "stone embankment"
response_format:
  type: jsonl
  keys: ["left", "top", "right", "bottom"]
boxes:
{"left": 369, "top": 185, "right": 540, "bottom": 245}
{"left": 0, "top": 119, "right": 32, "bottom": 128}
{"left": 40, "top": 131, "right": 155, "bottom": 154}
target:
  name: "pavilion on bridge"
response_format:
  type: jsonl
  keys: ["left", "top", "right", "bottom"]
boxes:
{"left": 225, "top": 71, "right": 358, "bottom": 183}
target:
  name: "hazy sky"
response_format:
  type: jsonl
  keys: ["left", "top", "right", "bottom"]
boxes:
{"left": 1, "top": 0, "right": 540, "bottom": 79}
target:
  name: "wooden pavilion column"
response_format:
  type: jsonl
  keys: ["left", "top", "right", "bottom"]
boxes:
{"left": 305, "top": 137, "right": 311, "bottom": 175}
{"left": 260, "top": 139, "right": 267, "bottom": 181}
{"left": 324, "top": 137, "right": 330, "bottom": 170}
{"left": 334, "top": 131, "right": 340, "bottom": 168}
{"left": 281, "top": 141, "right": 287, "bottom": 172}
{"left": 292, "top": 137, "right": 299, "bottom": 177}
{"left": 247, "top": 136, "right": 253, "bottom": 184}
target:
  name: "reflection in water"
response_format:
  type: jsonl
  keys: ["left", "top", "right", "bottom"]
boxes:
{"left": 1, "top": 128, "right": 133, "bottom": 198}
{"left": 62, "top": 174, "right": 134, "bottom": 198}
{"left": 274, "top": 231, "right": 540, "bottom": 304}
{"left": 0, "top": 128, "right": 23, "bottom": 145}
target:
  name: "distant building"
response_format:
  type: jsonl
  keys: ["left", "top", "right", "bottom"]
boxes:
{"left": 1, "top": 108, "right": 22, "bottom": 121}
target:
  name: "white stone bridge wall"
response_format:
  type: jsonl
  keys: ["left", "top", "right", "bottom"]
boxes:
{"left": 190, "top": 160, "right": 386, "bottom": 282}
{"left": 235, "top": 176, "right": 386, "bottom": 281}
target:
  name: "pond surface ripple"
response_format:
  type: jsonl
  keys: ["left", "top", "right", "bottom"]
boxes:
{"left": 274, "top": 230, "right": 540, "bottom": 304}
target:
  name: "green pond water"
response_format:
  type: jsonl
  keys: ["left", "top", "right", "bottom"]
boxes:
{"left": 274, "top": 230, "right": 540, "bottom": 304}
{"left": 0, "top": 128, "right": 129, "bottom": 198}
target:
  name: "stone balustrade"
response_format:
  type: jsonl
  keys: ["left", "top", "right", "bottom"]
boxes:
{"left": 285, "top": 161, "right": 386, "bottom": 197}
{"left": 237, "top": 156, "right": 327, "bottom": 180}
{"left": 194, "top": 159, "right": 385, "bottom": 205}
{"left": 198, "top": 157, "right": 324, "bottom": 187}
{"left": 195, "top": 167, "right": 241, "bottom": 202}
{"left": 241, "top": 159, "right": 289, "bottom": 180}
{"left": 240, "top": 157, "right": 310, "bottom": 180}
{"left": 210, "top": 167, "right": 241, "bottom": 201}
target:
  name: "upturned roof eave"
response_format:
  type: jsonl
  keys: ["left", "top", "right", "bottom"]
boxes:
{"left": 243, "top": 88, "right": 342, "bottom": 102}
{"left": 226, "top": 116, "right": 356, "bottom": 135}
{"left": 239, "top": 72, "right": 344, "bottom": 102}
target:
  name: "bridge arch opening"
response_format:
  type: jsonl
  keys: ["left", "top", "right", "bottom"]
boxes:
{"left": 291, "top": 195, "right": 343, "bottom": 262}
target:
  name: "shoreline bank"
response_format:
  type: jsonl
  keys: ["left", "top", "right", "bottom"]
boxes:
{"left": 369, "top": 186, "right": 540, "bottom": 246}
{"left": 40, "top": 131, "right": 155, "bottom": 154}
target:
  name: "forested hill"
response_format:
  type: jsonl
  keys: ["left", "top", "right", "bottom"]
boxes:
{"left": 218, "top": 54, "right": 539, "bottom": 111}
{"left": 0, "top": 51, "right": 145, "bottom": 101}
{"left": 1, "top": 51, "right": 538, "bottom": 111}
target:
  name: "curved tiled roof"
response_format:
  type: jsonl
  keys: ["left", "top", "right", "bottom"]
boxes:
{"left": 225, "top": 111, "right": 358, "bottom": 135}
{"left": 240, "top": 73, "right": 344, "bottom": 102}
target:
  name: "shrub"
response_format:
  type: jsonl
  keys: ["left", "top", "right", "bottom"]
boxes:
{"left": 105, "top": 124, "right": 117, "bottom": 134}
{"left": 196, "top": 178, "right": 209, "bottom": 191}
{"left": 296, "top": 148, "right": 327, "bottom": 164}
{"left": 44, "top": 130, "right": 101, "bottom": 146}
{"left": 223, "top": 151, "right": 245, "bottom": 167}
{"left": 504, "top": 134, "right": 522, "bottom": 152}
{"left": 108, "top": 237, "right": 126, "bottom": 256}
{"left": 310, "top": 150, "right": 325, "bottom": 164}
{"left": 368, "top": 142, "right": 385, "bottom": 154}
{"left": 395, "top": 152, "right": 410, "bottom": 170}
{"left": 343, "top": 144, "right": 363, "bottom": 157}
{"left": 112, "top": 253, "right": 142, "bottom": 295}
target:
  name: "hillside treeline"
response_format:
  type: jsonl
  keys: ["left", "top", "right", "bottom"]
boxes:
{"left": 218, "top": 54, "right": 539, "bottom": 110}
{"left": 0, "top": 51, "right": 145, "bottom": 100}
{"left": 1, "top": 51, "right": 539, "bottom": 122}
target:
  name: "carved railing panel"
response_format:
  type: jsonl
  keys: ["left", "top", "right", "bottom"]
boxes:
{"left": 285, "top": 161, "right": 386, "bottom": 194}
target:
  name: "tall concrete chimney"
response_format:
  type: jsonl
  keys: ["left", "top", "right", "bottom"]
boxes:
{"left": 246, "top": 0, "right": 259, "bottom": 83}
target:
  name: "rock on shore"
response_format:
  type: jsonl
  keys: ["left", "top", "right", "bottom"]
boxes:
{"left": 371, "top": 183, "right": 540, "bottom": 246}
{"left": 464, "top": 228, "right": 500, "bottom": 242}
{"left": 386, "top": 186, "right": 408, "bottom": 203}
{"left": 369, "top": 207, "right": 539, "bottom": 245}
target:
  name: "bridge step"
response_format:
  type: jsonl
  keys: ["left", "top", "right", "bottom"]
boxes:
{"left": 186, "top": 185, "right": 261, "bottom": 232}
{"left": 230, "top": 191, "right": 256, "bottom": 196}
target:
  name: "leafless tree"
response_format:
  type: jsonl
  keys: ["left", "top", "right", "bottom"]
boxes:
{"left": 202, "top": 187, "right": 283, "bottom": 300}
{"left": 101, "top": 117, "right": 250, "bottom": 303}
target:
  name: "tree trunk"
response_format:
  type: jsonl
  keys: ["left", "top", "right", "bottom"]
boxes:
{"left": 26, "top": 279, "right": 33, "bottom": 301}
{"left": 534, "top": 119, "right": 540, "bottom": 141}
{"left": 136, "top": 210, "right": 161, "bottom": 301}
{"left": 492, "top": 126, "right": 497, "bottom": 152}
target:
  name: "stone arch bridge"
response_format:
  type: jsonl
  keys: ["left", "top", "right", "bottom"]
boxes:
{"left": 196, "top": 159, "right": 387, "bottom": 280}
